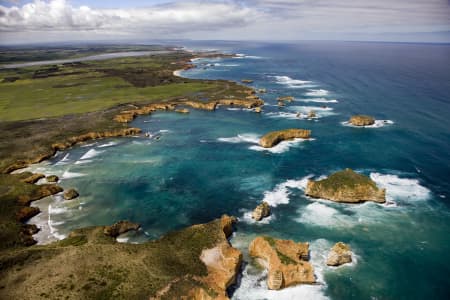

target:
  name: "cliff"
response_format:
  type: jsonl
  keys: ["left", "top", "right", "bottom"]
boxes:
{"left": 305, "top": 169, "right": 386, "bottom": 203}
{"left": 249, "top": 236, "right": 315, "bottom": 290}
{"left": 259, "top": 129, "right": 311, "bottom": 148}
{"left": 0, "top": 215, "right": 242, "bottom": 300}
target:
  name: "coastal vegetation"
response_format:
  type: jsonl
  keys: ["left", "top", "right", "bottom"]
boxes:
{"left": 305, "top": 168, "right": 386, "bottom": 203}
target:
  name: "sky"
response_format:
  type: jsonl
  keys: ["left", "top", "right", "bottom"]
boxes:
{"left": 0, "top": 0, "right": 449, "bottom": 44}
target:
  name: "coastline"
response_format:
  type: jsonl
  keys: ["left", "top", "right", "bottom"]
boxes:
{"left": 1, "top": 49, "right": 264, "bottom": 247}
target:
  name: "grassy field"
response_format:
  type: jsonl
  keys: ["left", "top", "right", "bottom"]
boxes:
{"left": 0, "top": 54, "right": 224, "bottom": 121}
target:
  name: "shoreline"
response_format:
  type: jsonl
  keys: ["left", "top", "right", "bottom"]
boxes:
{"left": 3, "top": 49, "right": 264, "bottom": 246}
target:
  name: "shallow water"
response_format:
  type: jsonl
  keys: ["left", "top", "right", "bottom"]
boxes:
{"left": 25, "top": 41, "right": 450, "bottom": 299}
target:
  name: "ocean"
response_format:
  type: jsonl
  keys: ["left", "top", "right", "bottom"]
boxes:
{"left": 23, "top": 41, "right": 450, "bottom": 299}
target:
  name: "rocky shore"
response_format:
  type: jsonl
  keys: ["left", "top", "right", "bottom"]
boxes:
{"left": 0, "top": 215, "right": 242, "bottom": 300}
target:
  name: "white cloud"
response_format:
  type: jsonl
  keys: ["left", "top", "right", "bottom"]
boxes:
{"left": 0, "top": 0, "right": 258, "bottom": 33}
{"left": 0, "top": 0, "right": 449, "bottom": 43}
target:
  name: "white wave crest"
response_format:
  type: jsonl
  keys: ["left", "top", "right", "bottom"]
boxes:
{"left": 98, "top": 141, "right": 118, "bottom": 148}
{"left": 305, "top": 89, "right": 329, "bottom": 97}
{"left": 370, "top": 173, "right": 430, "bottom": 201}
{"left": 249, "top": 138, "right": 313, "bottom": 154}
{"left": 342, "top": 120, "right": 394, "bottom": 128}
{"left": 80, "top": 149, "right": 104, "bottom": 160}
{"left": 62, "top": 170, "right": 86, "bottom": 179}
{"left": 297, "top": 98, "right": 338, "bottom": 103}
{"left": 261, "top": 177, "right": 311, "bottom": 207}
{"left": 217, "top": 133, "right": 260, "bottom": 144}
{"left": 272, "top": 75, "right": 313, "bottom": 88}
{"left": 296, "top": 202, "right": 353, "bottom": 227}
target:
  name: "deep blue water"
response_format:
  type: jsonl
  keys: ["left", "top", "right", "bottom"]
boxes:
{"left": 26, "top": 41, "right": 450, "bottom": 299}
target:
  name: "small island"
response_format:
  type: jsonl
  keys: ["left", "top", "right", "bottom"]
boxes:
{"left": 349, "top": 115, "right": 375, "bottom": 126}
{"left": 249, "top": 236, "right": 315, "bottom": 290}
{"left": 259, "top": 129, "right": 311, "bottom": 148}
{"left": 305, "top": 168, "right": 386, "bottom": 203}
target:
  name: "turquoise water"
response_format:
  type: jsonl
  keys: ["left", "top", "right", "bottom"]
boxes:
{"left": 25, "top": 42, "right": 450, "bottom": 299}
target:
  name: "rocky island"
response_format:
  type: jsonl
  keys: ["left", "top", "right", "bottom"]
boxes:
{"left": 252, "top": 201, "right": 271, "bottom": 221}
{"left": 305, "top": 168, "right": 386, "bottom": 203}
{"left": 259, "top": 129, "right": 311, "bottom": 148}
{"left": 349, "top": 115, "right": 375, "bottom": 126}
{"left": 327, "top": 242, "right": 353, "bottom": 266}
{"left": 249, "top": 236, "right": 315, "bottom": 290}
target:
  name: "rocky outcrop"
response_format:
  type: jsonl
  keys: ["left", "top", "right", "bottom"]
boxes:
{"left": 252, "top": 201, "right": 271, "bottom": 221}
{"left": 153, "top": 215, "right": 242, "bottom": 300}
{"left": 307, "top": 110, "right": 317, "bottom": 119}
{"left": 327, "top": 242, "right": 353, "bottom": 266}
{"left": 175, "top": 108, "right": 190, "bottom": 114}
{"left": 259, "top": 129, "right": 311, "bottom": 148}
{"left": 305, "top": 168, "right": 386, "bottom": 203}
{"left": 51, "top": 128, "right": 142, "bottom": 151}
{"left": 63, "top": 188, "right": 79, "bottom": 200}
{"left": 241, "top": 79, "right": 253, "bottom": 83}
{"left": 249, "top": 236, "right": 315, "bottom": 290}
{"left": 46, "top": 175, "right": 59, "bottom": 182}
{"left": 278, "top": 96, "right": 294, "bottom": 102}
{"left": 217, "top": 98, "right": 264, "bottom": 109}
{"left": 17, "top": 184, "right": 63, "bottom": 206}
{"left": 103, "top": 220, "right": 141, "bottom": 238}
{"left": 349, "top": 115, "right": 375, "bottom": 126}
{"left": 277, "top": 100, "right": 285, "bottom": 107}
{"left": 20, "top": 173, "right": 45, "bottom": 184}
{"left": 16, "top": 206, "right": 40, "bottom": 222}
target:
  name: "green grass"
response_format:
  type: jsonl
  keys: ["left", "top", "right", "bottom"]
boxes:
{"left": 0, "top": 76, "right": 217, "bottom": 121}
{"left": 314, "top": 168, "right": 376, "bottom": 191}
{"left": 0, "top": 58, "right": 220, "bottom": 122}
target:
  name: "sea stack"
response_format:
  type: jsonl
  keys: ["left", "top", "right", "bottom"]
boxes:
{"left": 252, "top": 201, "right": 271, "bottom": 221}
{"left": 63, "top": 188, "right": 79, "bottom": 200}
{"left": 305, "top": 168, "right": 386, "bottom": 203}
{"left": 249, "top": 236, "right": 315, "bottom": 290}
{"left": 349, "top": 115, "right": 375, "bottom": 126}
{"left": 327, "top": 242, "right": 353, "bottom": 266}
{"left": 259, "top": 129, "right": 311, "bottom": 148}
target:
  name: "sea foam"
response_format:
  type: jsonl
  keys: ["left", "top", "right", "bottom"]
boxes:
{"left": 305, "top": 89, "right": 329, "bottom": 97}
{"left": 272, "top": 75, "right": 314, "bottom": 88}
{"left": 260, "top": 177, "right": 311, "bottom": 207}
{"left": 249, "top": 138, "right": 313, "bottom": 154}
{"left": 80, "top": 149, "right": 104, "bottom": 160}
{"left": 297, "top": 98, "right": 338, "bottom": 104}
{"left": 370, "top": 172, "right": 430, "bottom": 201}
{"left": 217, "top": 133, "right": 260, "bottom": 144}
{"left": 342, "top": 120, "right": 394, "bottom": 128}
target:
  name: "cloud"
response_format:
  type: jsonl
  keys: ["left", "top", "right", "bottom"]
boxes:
{"left": 0, "top": 0, "right": 449, "bottom": 43}
{"left": 0, "top": 0, "right": 258, "bottom": 33}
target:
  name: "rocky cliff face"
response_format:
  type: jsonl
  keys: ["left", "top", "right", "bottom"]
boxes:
{"left": 0, "top": 215, "right": 242, "bottom": 300}
{"left": 349, "top": 115, "right": 375, "bottom": 126}
{"left": 305, "top": 169, "right": 386, "bottom": 203}
{"left": 249, "top": 236, "right": 315, "bottom": 290}
{"left": 259, "top": 129, "right": 311, "bottom": 148}
{"left": 103, "top": 220, "right": 141, "bottom": 238}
